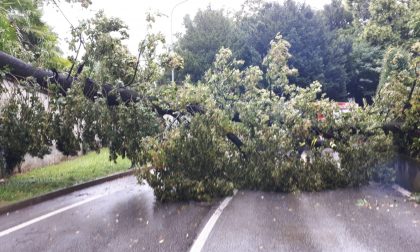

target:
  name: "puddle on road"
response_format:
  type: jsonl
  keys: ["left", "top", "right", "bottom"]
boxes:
{"left": 395, "top": 156, "right": 420, "bottom": 193}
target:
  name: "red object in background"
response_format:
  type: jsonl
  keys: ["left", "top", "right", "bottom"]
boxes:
{"left": 317, "top": 113, "right": 325, "bottom": 121}
{"left": 337, "top": 102, "right": 351, "bottom": 113}
{"left": 317, "top": 102, "right": 351, "bottom": 121}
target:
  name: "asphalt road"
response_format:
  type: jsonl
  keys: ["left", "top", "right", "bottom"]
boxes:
{"left": 0, "top": 177, "right": 419, "bottom": 252}
{"left": 202, "top": 185, "right": 420, "bottom": 252}
{"left": 0, "top": 176, "right": 216, "bottom": 252}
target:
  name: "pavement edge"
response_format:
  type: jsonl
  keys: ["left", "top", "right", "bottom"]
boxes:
{"left": 0, "top": 169, "right": 135, "bottom": 216}
{"left": 392, "top": 184, "right": 412, "bottom": 198}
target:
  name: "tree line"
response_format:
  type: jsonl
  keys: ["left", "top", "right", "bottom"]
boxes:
{"left": 175, "top": 0, "right": 418, "bottom": 104}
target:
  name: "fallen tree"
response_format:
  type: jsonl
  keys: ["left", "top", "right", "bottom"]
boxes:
{"left": 0, "top": 48, "right": 242, "bottom": 178}
{"left": 3, "top": 50, "right": 413, "bottom": 155}
{"left": 0, "top": 51, "right": 245, "bottom": 154}
{"left": 0, "top": 51, "right": 140, "bottom": 105}
{"left": 0, "top": 41, "right": 412, "bottom": 200}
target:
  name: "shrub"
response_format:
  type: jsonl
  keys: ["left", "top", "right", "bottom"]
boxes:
{"left": 138, "top": 112, "right": 240, "bottom": 201}
{"left": 0, "top": 86, "right": 51, "bottom": 175}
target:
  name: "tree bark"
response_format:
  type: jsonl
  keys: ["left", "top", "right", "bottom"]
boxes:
{"left": 0, "top": 51, "right": 142, "bottom": 105}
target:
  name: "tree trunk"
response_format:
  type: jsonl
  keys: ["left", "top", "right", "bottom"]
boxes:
{"left": 0, "top": 51, "right": 244, "bottom": 150}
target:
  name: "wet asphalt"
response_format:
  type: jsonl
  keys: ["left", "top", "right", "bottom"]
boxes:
{"left": 203, "top": 186, "right": 420, "bottom": 252}
{"left": 0, "top": 176, "right": 215, "bottom": 252}
{"left": 0, "top": 176, "right": 419, "bottom": 252}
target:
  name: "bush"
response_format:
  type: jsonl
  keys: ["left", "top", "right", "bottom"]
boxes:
{"left": 138, "top": 112, "right": 240, "bottom": 201}
{"left": 138, "top": 112, "right": 394, "bottom": 201}
{"left": 0, "top": 86, "right": 51, "bottom": 175}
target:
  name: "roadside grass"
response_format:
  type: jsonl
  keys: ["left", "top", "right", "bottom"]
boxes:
{"left": 0, "top": 149, "right": 130, "bottom": 206}
{"left": 414, "top": 193, "right": 420, "bottom": 204}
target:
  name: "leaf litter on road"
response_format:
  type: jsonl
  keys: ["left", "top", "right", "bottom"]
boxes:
{"left": 356, "top": 198, "right": 370, "bottom": 208}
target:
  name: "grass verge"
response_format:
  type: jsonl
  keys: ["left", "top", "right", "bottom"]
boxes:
{"left": 413, "top": 193, "right": 420, "bottom": 204}
{"left": 0, "top": 149, "right": 130, "bottom": 206}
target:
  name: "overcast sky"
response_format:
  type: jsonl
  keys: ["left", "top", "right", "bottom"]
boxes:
{"left": 42, "top": 0, "right": 331, "bottom": 55}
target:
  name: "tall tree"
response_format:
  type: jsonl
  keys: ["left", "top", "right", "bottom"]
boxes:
{"left": 323, "top": 0, "right": 353, "bottom": 31}
{"left": 346, "top": 0, "right": 371, "bottom": 23}
{"left": 345, "top": 39, "right": 383, "bottom": 104}
{"left": 0, "top": 0, "right": 64, "bottom": 68}
{"left": 234, "top": 0, "right": 350, "bottom": 100}
{"left": 176, "top": 7, "right": 235, "bottom": 82}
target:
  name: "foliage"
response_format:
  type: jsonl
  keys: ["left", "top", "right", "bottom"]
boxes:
{"left": 262, "top": 33, "right": 297, "bottom": 94}
{"left": 160, "top": 52, "right": 184, "bottom": 72}
{"left": 102, "top": 102, "right": 160, "bottom": 166}
{"left": 176, "top": 8, "right": 235, "bottom": 82}
{"left": 139, "top": 113, "right": 238, "bottom": 201}
{"left": 48, "top": 82, "right": 103, "bottom": 156}
{"left": 362, "top": 0, "right": 411, "bottom": 47}
{"left": 0, "top": 83, "right": 51, "bottom": 176}
{"left": 48, "top": 80, "right": 160, "bottom": 167}
{"left": 0, "top": 0, "right": 70, "bottom": 69}
{"left": 375, "top": 45, "right": 419, "bottom": 158}
{"left": 136, "top": 31, "right": 166, "bottom": 86}
{"left": 346, "top": 39, "right": 383, "bottom": 104}
{"left": 346, "top": 0, "right": 371, "bottom": 23}
{"left": 175, "top": 0, "right": 352, "bottom": 100}
{"left": 137, "top": 40, "right": 394, "bottom": 201}
{"left": 322, "top": 0, "right": 353, "bottom": 31}
{"left": 71, "top": 11, "right": 136, "bottom": 85}
{"left": 363, "top": 0, "right": 420, "bottom": 160}
{"left": 0, "top": 1, "right": 416, "bottom": 202}
{"left": 174, "top": 0, "right": 416, "bottom": 103}
{"left": 0, "top": 10, "right": 165, "bottom": 175}
{"left": 44, "top": 0, "right": 92, "bottom": 8}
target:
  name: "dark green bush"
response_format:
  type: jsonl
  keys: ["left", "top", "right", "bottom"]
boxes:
{"left": 138, "top": 113, "right": 240, "bottom": 201}
{"left": 137, "top": 111, "right": 394, "bottom": 201}
{"left": 0, "top": 88, "right": 51, "bottom": 175}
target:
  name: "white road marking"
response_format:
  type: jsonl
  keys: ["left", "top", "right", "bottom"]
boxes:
{"left": 189, "top": 190, "right": 237, "bottom": 252}
{"left": 392, "top": 184, "right": 412, "bottom": 198}
{"left": 0, "top": 194, "right": 105, "bottom": 238}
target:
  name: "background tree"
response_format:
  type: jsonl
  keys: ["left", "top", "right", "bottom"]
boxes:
{"left": 322, "top": 0, "right": 353, "bottom": 31}
{"left": 234, "top": 0, "right": 351, "bottom": 100}
{"left": 0, "top": 0, "right": 71, "bottom": 68}
{"left": 346, "top": 0, "right": 371, "bottom": 23}
{"left": 177, "top": 0, "right": 351, "bottom": 100}
{"left": 345, "top": 40, "right": 383, "bottom": 103}
{"left": 176, "top": 7, "right": 235, "bottom": 82}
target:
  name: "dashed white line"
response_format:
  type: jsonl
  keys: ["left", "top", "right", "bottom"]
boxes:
{"left": 189, "top": 190, "right": 237, "bottom": 252}
{"left": 0, "top": 194, "right": 105, "bottom": 238}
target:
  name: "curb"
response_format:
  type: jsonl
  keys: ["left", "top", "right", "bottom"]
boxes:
{"left": 0, "top": 169, "right": 135, "bottom": 216}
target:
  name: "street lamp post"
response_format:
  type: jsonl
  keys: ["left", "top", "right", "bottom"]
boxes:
{"left": 170, "top": 0, "right": 190, "bottom": 83}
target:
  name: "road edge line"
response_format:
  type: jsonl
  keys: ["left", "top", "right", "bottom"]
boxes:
{"left": 0, "top": 194, "right": 105, "bottom": 238}
{"left": 189, "top": 189, "right": 237, "bottom": 252}
{"left": 0, "top": 169, "right": 134, "bottom": 216}
{"left": 392, "top": 184, "right": 412, "bottom": 198}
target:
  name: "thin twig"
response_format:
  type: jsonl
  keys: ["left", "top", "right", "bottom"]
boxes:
{"left": 67, "top": 34, "right": 83, "bottom": 80}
